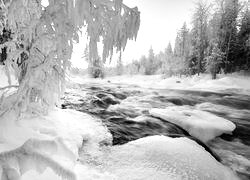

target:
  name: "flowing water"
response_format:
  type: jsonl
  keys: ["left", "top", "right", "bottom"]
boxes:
{"left": 62, "top": 80, "right": 250, "bottom": 180}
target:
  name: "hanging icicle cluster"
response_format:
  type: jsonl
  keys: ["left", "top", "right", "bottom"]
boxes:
{"left": 0, "top": 0, "right": 140, "bottom": 115}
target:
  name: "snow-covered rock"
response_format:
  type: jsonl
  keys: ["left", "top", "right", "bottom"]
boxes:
{"left": 149, "top": 106, "right": 236, "bottom": 143}
{"left": 80, "top": 135, "right": 238, "bottom": 180}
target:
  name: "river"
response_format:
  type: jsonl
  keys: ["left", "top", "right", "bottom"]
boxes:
{"left": 62, "top": 79, "right": 250, "bottom": 180}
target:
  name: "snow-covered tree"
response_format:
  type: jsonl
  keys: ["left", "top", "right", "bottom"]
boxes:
{"left": 237, "top": 3, "right": 250, "bottom": 69}
{"left": 206, "top": 44, "right": 225, "bottom": 79}
{"left": 218, "top": 0, "right": 240, "bottom": 72}
{"left": 0, "top": 0, "right": 140, "bottom": 115}
{"left": 0, "top": 0, "right": 140, "bottom": 178}
{"left": 191, "top": 0, "right": 210, "bottom": 75}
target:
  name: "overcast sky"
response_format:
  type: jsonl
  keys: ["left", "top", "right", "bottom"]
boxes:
{"left": 122, "top": 0, "right": 194, "bottom": 61}
{"left": 71, "top": 0, "right": 195, "bottom": 68}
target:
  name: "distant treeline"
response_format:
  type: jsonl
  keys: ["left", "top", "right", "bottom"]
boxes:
{"left": 118, "top": 0, "right": 250, "bottom": 79}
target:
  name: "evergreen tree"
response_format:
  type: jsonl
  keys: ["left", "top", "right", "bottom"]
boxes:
{"left": 206, "top": 44, "right": 225, "bottom": 79}
{"left": 174, "top": 31, "right": 182, "bottom": 56}
{"left": 218, "top": 0, "right": 240, "bottom": 72}
{"left": 237, "top": 4, "right": 250, "bottom": 70}
{"left": 165, "top": 42, "right": 173, "bottom": 55}
{"left": 180, "top": 22, "right": 190, "bottom": 57}
{"left": 191, "top": 0, "right": 210, "bottom": 75}
{"left": 173, "top": 23, "right": 191, "bottom": 76}
{"left": 144, "top": 46, "right": 155, "bottom": 75}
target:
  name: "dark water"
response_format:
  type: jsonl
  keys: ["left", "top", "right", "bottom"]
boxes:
{"left": 62, "top": 81, "right": 250, "bottom": 179}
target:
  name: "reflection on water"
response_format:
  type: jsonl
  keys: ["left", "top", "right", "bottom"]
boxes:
{"left": 63, "top": 81, "right": 250, "bottom": 179}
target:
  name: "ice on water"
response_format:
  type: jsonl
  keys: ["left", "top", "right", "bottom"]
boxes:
{"left": 150, "top": 106, "right": 236, "bottom": 143}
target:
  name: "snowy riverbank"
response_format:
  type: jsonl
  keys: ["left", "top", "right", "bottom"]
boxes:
{"left": 70, "top": 73, "right": 250, "bottom": 95}
{"left": 0, "top": 108, "right": 239, "bottom": 180}
{"left": 1, "top": 73, "right": 249, "bottom": 179}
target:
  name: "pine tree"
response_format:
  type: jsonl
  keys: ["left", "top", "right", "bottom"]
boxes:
{"left": 174, "top": 31, "right": 182, "bottom": 56}
{"left": 173, "top": 23, "right": 191, "bottom": 75}
{"left": 180, "top": 22, "right": 190, "bottom": 57}
{"left": 191, "top": 0, "right": 210, "bottom": 75}
{"left": 165, "top": 42, "right": 173, "bottom": 56}
{"left": 144, "top": 46, "right": 155, "bottom": 75}
{"left": 237, "top": 3, "right": 250, "bottom": 70}
{"left": 206, "top": 44, "right": 225, "bottom": 79}
{"left": 218, "top": 0, "right": 240, "bottom": 73}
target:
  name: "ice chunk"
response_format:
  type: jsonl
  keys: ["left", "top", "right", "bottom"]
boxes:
{"left": 149, "top": 107, "right": 236, "bottom": 143}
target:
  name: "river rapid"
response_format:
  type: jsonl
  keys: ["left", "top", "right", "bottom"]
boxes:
{"left": 62, "top": 79, "right": 250, "bottom": 180}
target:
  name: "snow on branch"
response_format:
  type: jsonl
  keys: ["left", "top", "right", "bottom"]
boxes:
{"left": 76, "top": 0, "right": 141, "bottom": 62}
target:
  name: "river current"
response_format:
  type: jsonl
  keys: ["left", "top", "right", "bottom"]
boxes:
{"left": 62, "top": 79, "right": 250, "bottom": 180}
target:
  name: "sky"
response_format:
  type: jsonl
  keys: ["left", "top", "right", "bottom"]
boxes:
{"left": 71, "top": 0, "right": 195, "bottom": 68}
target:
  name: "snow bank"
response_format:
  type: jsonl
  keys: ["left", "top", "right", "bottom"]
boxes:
{"left": 91, "top": 136, "right": 239, "bottom": 180}
{"left": 149, "top": 107, "right": 236, "bottom": 143}
{"left": 0, "top": 108, "right": 111, "bottom": 154}
{"left": 0, "top": 108, "right": 111, "bottom": 180}
{"left": 72, "top": 73, "right": 250, "bottom": 95}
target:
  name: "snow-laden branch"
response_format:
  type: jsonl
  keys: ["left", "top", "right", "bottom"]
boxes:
{"left": 0, "top": 85, "right": 19, "bottom": 91}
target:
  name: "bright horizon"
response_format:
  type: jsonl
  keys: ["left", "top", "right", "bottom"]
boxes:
{"left": 71, "top": 0, "right": 196, "bottom": 69}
